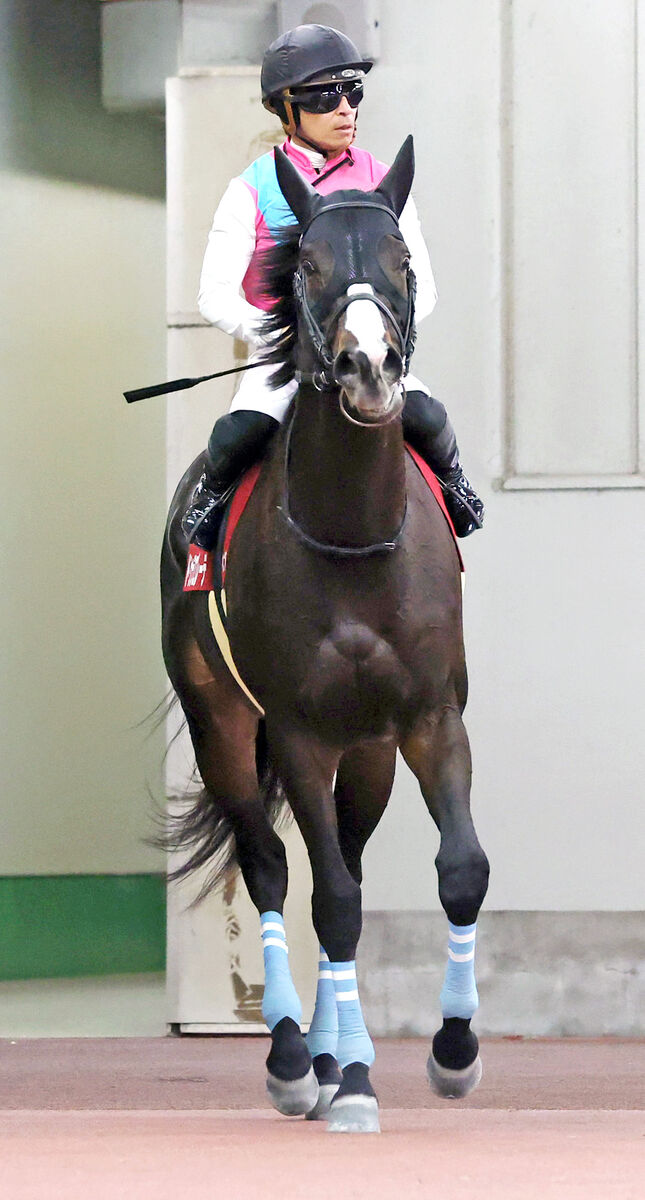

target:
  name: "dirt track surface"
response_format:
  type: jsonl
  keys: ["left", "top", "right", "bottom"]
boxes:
{"left": 1, "top": 1038, "right": 643, "bottom": 1199}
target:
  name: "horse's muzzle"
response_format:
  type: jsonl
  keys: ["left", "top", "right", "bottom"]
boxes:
{"left": 333, "top": 345, "right": 404, "bottom": 425}
{"left": 338, "top": 383, "right": 405, "bottom": 428}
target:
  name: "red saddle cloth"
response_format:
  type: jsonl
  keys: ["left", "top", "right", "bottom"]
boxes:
{"left": 183, "top": 462, "right": 262, "bottom": 594}
{"left": 183, "top": 449, "right": 461, "bottom": 593}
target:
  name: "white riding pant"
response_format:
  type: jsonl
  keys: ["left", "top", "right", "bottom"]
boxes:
{"left": 229, "top": 355, "right": 431, "bottom": 422}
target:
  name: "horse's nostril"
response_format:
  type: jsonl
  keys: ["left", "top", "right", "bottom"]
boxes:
{"left": 383, "top": 346, "right": 403, "bottom": 383}
{"left": 333, "top": 349, "right": 359, "bottom": 384}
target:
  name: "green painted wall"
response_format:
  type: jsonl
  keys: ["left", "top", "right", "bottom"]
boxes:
{"left": 0, "top": 875, "right": 165, "bottom": 980}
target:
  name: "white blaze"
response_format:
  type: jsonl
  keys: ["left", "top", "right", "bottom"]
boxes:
{"left": 343, "top": 283, "right": 387, "bottom": 366}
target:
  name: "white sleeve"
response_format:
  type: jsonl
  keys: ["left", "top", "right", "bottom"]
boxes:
{"left": 197, "top": 178, "right": 268, "bottom": 346}
{"left": 399, "top": 196, "right": 438, "bottom": 325}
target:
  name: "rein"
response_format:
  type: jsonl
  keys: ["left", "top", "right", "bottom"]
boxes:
{"left": 278, "top": 407, "right": 407, "bottom": 558}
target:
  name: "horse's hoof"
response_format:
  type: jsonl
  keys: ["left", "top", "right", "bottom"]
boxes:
{"left": 426, "top": 1051, "right": 482, "bottom": 1098}
{"left": 266, "top": 1065, "right": 319, "bottom": 1116}
{"left": 305, "top": 1081, "right": 340, "bottom": 1120}
{"left": 327, "top": 1093, "right": 380, "bottom": 1133}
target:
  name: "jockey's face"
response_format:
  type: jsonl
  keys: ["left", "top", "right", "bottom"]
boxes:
{"left": 294, "top": 92, "right": 357, "bottom": 156}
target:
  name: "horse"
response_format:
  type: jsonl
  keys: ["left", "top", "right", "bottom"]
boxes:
{"left": 160, "top": 135, "right": 489, "bottom": 1133}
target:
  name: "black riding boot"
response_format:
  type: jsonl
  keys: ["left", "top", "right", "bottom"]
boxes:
{"left": 402, "top": 390, "right": 484, "bottom": 537}
{"left": 182, "top": 409, "right": 280, "bottom": 549}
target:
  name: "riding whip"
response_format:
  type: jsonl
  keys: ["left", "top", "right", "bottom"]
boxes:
{"left": 123, "top": 359, "right": 266, "bottom": 404}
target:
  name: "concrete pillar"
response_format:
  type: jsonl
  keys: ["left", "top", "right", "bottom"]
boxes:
{"left": 164, "top": 70, "right": 316, "bottom": 1031}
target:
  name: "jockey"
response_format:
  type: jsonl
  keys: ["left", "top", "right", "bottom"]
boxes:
{"left": 184, "top": 23, "right": 484, "bottom": 548}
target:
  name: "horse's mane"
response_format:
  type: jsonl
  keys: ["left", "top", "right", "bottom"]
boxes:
{"left": 257, "top": 225, "right": 301, "bottom": 391}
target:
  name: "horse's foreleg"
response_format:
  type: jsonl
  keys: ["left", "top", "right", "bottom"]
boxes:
{"left": 268, "top": 725, "right": 380, "bottom": 1133}
{"left": 259, "top": 911, "right": 319, "bottom": 1116}
{"left": 335, "top": 741, "right": 397, "bottom": 885}
{"left": 402, "top": 707, "right": 490, "bottom": 1098}
{"left": 305, "top": 740, "right": 396, "bottom": 1121}
{"left": 181, "top": 695, "right": 316, "bottom": 1116}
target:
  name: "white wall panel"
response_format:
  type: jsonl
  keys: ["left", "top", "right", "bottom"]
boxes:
{"left": 505, "top": 0, "right": 641, "bottom": 484}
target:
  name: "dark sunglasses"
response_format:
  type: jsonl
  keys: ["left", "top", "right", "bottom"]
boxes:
{"left": 287, "top": 80, "right": 364, "bottom": 115}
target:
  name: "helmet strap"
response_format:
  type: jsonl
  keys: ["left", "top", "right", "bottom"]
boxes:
{"left": 293, "top": 126, "right": 332, "bottom": 158}
{"left": 274, "top": 96, "right": 357, "bottom": 159}
{"left": 276, "top": 98, "right": 338, "bottom": 159}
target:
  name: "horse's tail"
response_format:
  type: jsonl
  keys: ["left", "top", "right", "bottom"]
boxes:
{"left": 157, "top": 720, "right": 290, "bottom": 904}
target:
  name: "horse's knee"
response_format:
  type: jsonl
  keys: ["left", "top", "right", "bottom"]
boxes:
{"left": 237, "top": 826, "right": 286, "bottom": 878}
{"left": 436, "top": 845, "right": 489, "bottom": 926}
{"left": 235, "top": 826, "right": 288, "bottom": 913}
{"left": 312, "top": 875, "right": 362, "bottom": 962}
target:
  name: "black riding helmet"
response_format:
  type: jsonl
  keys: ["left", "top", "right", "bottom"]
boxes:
{"left": 261, "top": 24, "right": 373, "bottom": 99}
{"left": 262, "top": 24, "right": 373, "bottom": 155}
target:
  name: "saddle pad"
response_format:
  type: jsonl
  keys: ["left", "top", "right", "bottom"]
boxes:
{"left": 183, "top": 460, "right": 262, "bottom": 596}
{"left": 405, "top": 444, "right": 464, "bottom": 571}
{"left": 184, "top": 461, "right": 264, "bottom": 715}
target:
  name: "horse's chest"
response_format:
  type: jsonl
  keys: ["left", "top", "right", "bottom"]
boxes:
{"left": 297, "top": 621, "right": 413, "bottom": 739}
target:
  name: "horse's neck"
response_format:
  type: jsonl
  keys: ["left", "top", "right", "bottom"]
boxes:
{"left": 285, "top": 386, "right": 407, "bottom": 548}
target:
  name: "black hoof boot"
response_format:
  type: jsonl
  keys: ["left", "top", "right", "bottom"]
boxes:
{"left": 439, "top": 466, "right": 484, "bottom": 537}
{"left": 182, "top": 410, "right": 279, "bottom": 549}
{"left": 328, "top": 1062, "right": 380, "bottom": 1133}
{"left": 181, "top": 473, "right": 230, "bottom": 550}
{"left": 306, "top": 1053, "right": 342, "bottom": 1121}
{"left": 427, "top": 1017, "right": 482, "bottom": 1098}
{"left": 266, "top": 1017, "right": 318, "bottom": 1116}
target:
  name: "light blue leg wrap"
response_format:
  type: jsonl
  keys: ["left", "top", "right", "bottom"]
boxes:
{"left": 330, "top": 961, "right": 374, "bottom": 1068}
{"left": 440, "top": 921, "right": 479, "bottom": 1020}
{"left": 260, "top": 911, "right": 302, "bottom": 1032}
{"left": 306, "top": 948, "right": 338, "bottom": 1059}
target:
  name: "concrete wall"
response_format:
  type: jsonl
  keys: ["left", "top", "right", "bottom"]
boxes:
{"left": 0, "top": 0, "right": 167, "bottom": 874}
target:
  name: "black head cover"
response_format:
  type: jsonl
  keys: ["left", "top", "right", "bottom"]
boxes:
{"left": 374, "top": 134, "right": 415, "bottom": 218}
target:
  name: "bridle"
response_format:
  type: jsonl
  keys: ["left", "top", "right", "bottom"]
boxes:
{"left": 282, "top": 199, "right": 415, "bottom": 558}
{"left": 124, "top": 201, "right": 417, "bottom": 408}
{"left": 292, "top": 201, "right": 417, "bottom": 391}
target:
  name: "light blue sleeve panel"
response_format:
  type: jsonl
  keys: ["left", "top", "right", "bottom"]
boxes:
{"left": 241, "top": 152, "right": 298, "bottom": 235}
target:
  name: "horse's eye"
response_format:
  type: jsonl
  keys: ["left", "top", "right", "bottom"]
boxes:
{"left": 402, "top": 256, "right": 411, "bottom": 271}
{"left": 302, "top": 259, "right": 317, "bottom": 277}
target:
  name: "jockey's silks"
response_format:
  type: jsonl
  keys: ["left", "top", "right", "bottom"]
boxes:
{"left": 238, "top": 140, "right": 391, "bottom": 310}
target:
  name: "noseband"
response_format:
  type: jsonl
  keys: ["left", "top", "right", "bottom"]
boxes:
{"left": 293, "top": 201, "right": 417, "bottom": 390}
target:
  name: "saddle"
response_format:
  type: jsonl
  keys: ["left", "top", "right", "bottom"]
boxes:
{"left": 183, "top": 448, "right": 462, "bottom": 712}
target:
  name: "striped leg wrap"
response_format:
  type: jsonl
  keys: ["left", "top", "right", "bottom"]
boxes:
{"left": 329, "top": 961, "right": 374, "bottom": 1068}
{"left": 440, "top": 921, "right": 479, "bottom": 1020}
{"left": 306, "top": 948, "right": 338, "bottom": 1059}
{"left": 260, "top": 911, "right": 302, "bottom": 1032}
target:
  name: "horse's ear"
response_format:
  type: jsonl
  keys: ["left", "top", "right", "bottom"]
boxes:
{"left": 374, "top": 134, "right": 415, "bottom": 218}
{"left": 274, "top": 145, "right": 318, "bottom": 228}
